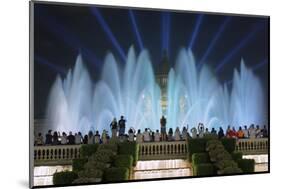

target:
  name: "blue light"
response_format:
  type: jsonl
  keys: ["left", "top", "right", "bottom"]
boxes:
{"left": 129, "top": 10, "right": 144, "bottom": 51}
{"left": 161, "top": 12, "right": 171, "bottom": 56}
{"left": 38, "top": 8, "right": 101, "bottom": 69}
{"left": 198, "top": 17, "right": 231, "bottom": 68}
{"left": 253, "top": 58, "right": 268, "bottom": 70}
{"left": 35, "top": 55, "right": 66, "bottom": 75}
{"left": 91, "top": 7, "right": 126, "bottom": 62}
{"left": 215, "top": 22, "right": 265, "bottom": 73}
{"left": 188, "top": 14, "right": 204, "bottom": 50}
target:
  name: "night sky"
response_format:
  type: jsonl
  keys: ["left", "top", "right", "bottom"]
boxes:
{"left": 33, "top": 2, "right": 269, "bottom": 118}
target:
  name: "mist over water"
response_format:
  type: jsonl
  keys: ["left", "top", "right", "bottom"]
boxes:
{"left": 46, "top": 47, "right": 267, "bottom": 134}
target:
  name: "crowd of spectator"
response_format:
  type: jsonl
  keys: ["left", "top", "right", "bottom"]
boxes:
{"left": 34, "top": 115, "right": 268, "bottom": 146}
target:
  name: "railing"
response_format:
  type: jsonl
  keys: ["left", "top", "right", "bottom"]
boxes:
{"left": 235, "top": 138, "right": 268, "bottom": 155}
{"left": 138, "top": 141, "right": 188, "bottom": 160}
{"left": 33, "top": 138, "right": 268, "bottom": 165}
{"left": 34, "top": 145, "right": 81, "bottom": 166}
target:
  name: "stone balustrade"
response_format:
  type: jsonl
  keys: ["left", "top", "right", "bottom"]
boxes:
{"left": 138, "top": 141, "right": 188, "bottom": 160}
{"left": 33, "top": 138, "right": 268, "bottom": 165}
{"left": 34, "top": 145, "right": 81, "bottom": 166}
{"left": 235, "top": 138, "right": 268, "bottom": 155}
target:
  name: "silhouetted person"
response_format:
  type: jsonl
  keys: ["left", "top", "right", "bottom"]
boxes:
{"left": 88, "top": 131, "right": 94, "bottom": 144}
{"left": 168, "top": 128, "right": 173, "bottom": 141}
{"left": 35, "top": 133, "right": 44, "bottom": 146}
{"left": 94, "top": 131, "right": 100, "bottom": 144}
{"left": 136, "top": 129, "right": 143, "bottom": 143}
{"left": 118, "top": 116, "right": 126, "bottom": 136}
{"left": 160, "top": 116, "right": 167, "bottom": 141}
{"left": 128, "top": 127, "right": 135, "bottom": 142}
{"left": 67, "top": 132, "right": 75, "bottom": 145}
{"left": 243, "top": 125, "right": 249, "bottom": 138}
{"left": 61, "top": 132, "right": 67, "bottom": 145}
{"left": 218, "top": 127, "right": 224, "bottom": 139}
{"left": 155, "top": 130, "right": 160, "bottom": 142}
{"left": 110, "top": 118, "right": 118, "bottom": 138}
{"left": 211, "top": 128, "right": 217, "bottom": 135}
{"left": 262, "top": 125, "right": 268, "bottom": 138}
{"left": 83, "top": 134, "right": 88, "bottom": 144}
{"left": 53, "top": 131, "right": 59, "bottom": 145}
{"left": 45, "top": 130, "right": 52, "bottom": 145}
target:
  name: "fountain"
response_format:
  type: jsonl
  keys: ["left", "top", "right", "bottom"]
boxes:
{"left": 46, "top": 46, "right": 267, "bottom": 134}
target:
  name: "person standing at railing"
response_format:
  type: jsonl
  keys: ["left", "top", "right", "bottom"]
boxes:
{"left": 94, "top": 131, "right": 101, "bottom": 144}
{"left": 160, "top": 115, "right": 167, "bottom": 141}
{"left": 143, "top": 128, "right": 150, "bottom": 142}
{"left": 198, "top": 123, "right": 204, "bottom": 138}
{"left": 102, "top": 130, "right": 108, "bottom": 143}
{"left": 75, "top": 132, "right": 83, "bottom": 144}
{"left": 155, "top": 130, "right": 161, "bottom": 142}
{"left": 128, "top": 127, "right": 135, "bottom": 142}
{"left": 53, "top": 131, "right": 60, "bottom": 145}
{"left": 60, "top": 132, "right": 67, "bottom": 145}
{"left": 45, "top": 130, "right": 53, "bottom": 145}
{"left": 88, "top": 131, "right": 94, "bottom": 144}
{"left": 67, "top": 132, "right": 75, "bottom": 145}
{"left": 136, "top": 129, "right": 143, "bottom": 143}
{"left": 182, "top": 126, "right": 188, "bottom": 140}
{"left": 168, "top": 128, "right": 174, "bottom": 141}
{"left": 255, "top": 125, "right": 262, "bottom": 138}
{"left": 110, "top": 118, "right": 118, "bottom": 138}
{"left": 174, "top": 127, "right": 181, "bottom": 141}
{"left": 237, "top": 127, "right": 244, "bottom": 138}
{"left": 83, "top": 134, "right": 88, "bottom": 144}
{"left": 243, "top": 125, "right": 249, "bottom": 138}
{"left": 262, "top": 125, "right": 268, "bottom": 138}
{"left": 35, "top": 133, "right": 44, "bottom": 146}
{"left": 191, "top": 127, "right": 197, "bottom": 138}
{"left": 218, "top": 127, "right": 224, "bottom": 139}
{"left": 249, "top": 125, "right": 256, "bottom": 139}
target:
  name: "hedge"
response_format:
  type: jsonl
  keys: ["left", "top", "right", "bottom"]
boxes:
{"left": 237, "top": 159, "right": 255, "bottom": 173}
{"left": 91, "top": 149, "right": 115, "bottom": 163}
{"left": 188, "top": 138, "right": 208, "bottom": 160}
{"left": 118, "top": 142, "right": 139, "bottom": 166}
{"left": 221, "top": 138, "right": 236, "bottom": 153}
{"left": 72, "top": 158, "right": 88, "bottom": 172}
{"left": 53, "top": 171, "right": 78, "bottom": 185}
{"left": 192, "top": 153, "right": 210, "bottom": 165}
{"left": 104, "top": 167, "right": 129, "bottom": 182}
{"left": 98, "top": 143, "right": 118, "bottom": 153}
{"left": 193, "top": 163, "right": 215, "bottom": 176}
{"left": 114, "top": 155, "right": 133, "bottom": 169}
{"left": 232, "top": 152, "right": 243, "bottom": 162}
{"left": 80, "top": 144, "right": 99, "bottom": 158}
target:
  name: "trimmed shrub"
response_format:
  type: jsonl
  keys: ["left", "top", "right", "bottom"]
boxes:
{"left": 232, "top": 152, "right": 243, "bottom": 162}
{"left": 118, "top": 142, "right": 139, "bottom": 166}
{"left": 98, "top": 143, "right": 118, "bottom": 153}
{"left": 53, "top": 171, "right": 78, "bottom": 185}
{"left": 114, "top": 155, "right": 133, "bottom": 169}
{"left": 78, "top": 168, "right": 103, "bottom": 179}
{"left": 80, "top": 144, "right": 99, "bottom": 158}
{"left": 221, "top": 138, "right": 236, "bottom": 153}
{"left": 192, "top": 153, "right": 210, "bottom": 165}
{"left": 215, "top": 159, "right": 238, "bottom": 170}
{"left": 104, "top": 167, "right": 129, "bottom": 182}
{"left": 91, "top": 149, "right": 115, "bottom": 163}
{"left": 72, "top": 158, "right": 88, "bottom": 172}
{"left": 220, "top": 166, "right": 243, "bottom": 175}
{"left": 72, "top": 177, "right": 101, "bottom": 184}
{"left": 237, "top": 159, "right": 255, "bottom": 173}
{"left": 193, "top": 163, "right": 215, "bottom": 176}
{"left": 188, "top": 138, "right": 208, "bottom": 160}
{"left": 84, "top": 160, "right": 108, "bottom": 171}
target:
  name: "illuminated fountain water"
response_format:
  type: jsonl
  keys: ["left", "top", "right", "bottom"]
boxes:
{"left": 47, "top": 47, "right": 162, "bottom": 134}
{"left": 166, "top": 48, "right": 266, "bottom": 130}
{"left": 46, "top": 47, "right": 266, "bottom": 134}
